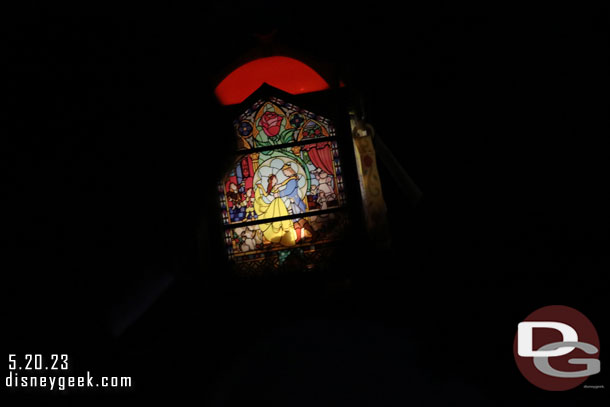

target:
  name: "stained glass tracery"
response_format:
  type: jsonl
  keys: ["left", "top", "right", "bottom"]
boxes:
{"left": 219, "top": 96, "right": 347, "bottom": 270}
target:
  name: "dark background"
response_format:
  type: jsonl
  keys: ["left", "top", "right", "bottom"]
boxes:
{"left": 5, "top": 1, "right": 608, "bottom": 405}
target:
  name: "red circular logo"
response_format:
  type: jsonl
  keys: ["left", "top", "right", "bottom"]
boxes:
{"left": 513, "top": 305, "right": 600, "bottom": 391}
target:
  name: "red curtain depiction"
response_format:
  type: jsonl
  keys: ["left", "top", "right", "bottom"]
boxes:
{"left": 301, "top": 142, "right": 334, "bottom": 176}
{"left": 215, "top": 56, "right": 330, "bottom": 105}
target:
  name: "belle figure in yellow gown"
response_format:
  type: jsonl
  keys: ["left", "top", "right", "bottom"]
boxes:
{"left": 254, "top": 173, "right": 298, "bottom": 246}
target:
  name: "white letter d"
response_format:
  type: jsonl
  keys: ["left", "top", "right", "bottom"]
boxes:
{"left": 518, "top": 321, "right": 578, "bottom": 357}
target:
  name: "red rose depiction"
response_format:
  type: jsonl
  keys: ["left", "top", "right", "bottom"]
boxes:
{"left": 260, "top": 112, "right": 283, "bottom": 137}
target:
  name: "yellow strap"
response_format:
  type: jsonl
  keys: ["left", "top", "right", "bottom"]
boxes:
{"left": 352, "top": 123, "right": 390, "bottom": 247}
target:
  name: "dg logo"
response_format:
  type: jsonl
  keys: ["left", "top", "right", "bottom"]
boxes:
{"left": 513, "top": 305, "right": 601, "bottom": 391}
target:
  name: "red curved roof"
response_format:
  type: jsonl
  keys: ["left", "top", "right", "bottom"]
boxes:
{"left": 214, "top": 56, "right": 330, "bottom": 105}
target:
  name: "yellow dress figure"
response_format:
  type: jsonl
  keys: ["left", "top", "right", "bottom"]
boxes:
{"left": 254, "top": 174, "right": 298, "bottom": 246}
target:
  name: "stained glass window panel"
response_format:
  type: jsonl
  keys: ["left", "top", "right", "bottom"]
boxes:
{"left": 220, "top": 95, "right": 348, "bottom": 271}
{"left": 219, "top": 141, "right": 346, "bottom": 225}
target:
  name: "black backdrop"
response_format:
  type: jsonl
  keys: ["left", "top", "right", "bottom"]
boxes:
{"left": 5, "top": 1, "right": 608, "bottom": 405}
